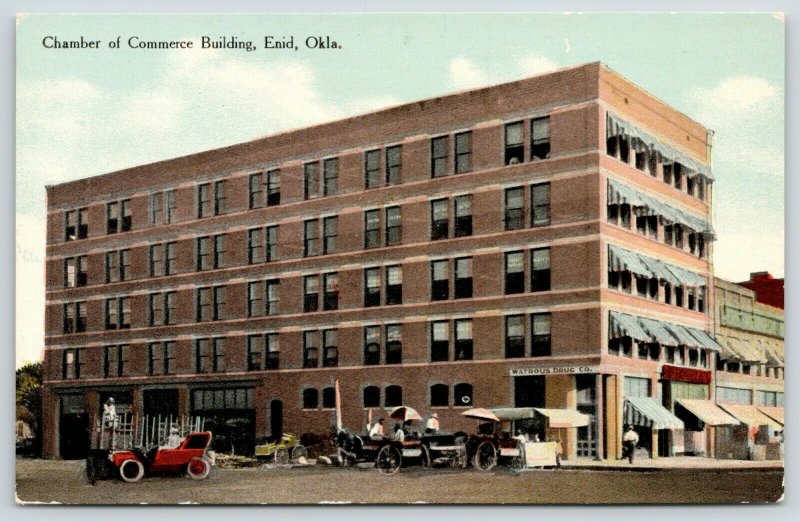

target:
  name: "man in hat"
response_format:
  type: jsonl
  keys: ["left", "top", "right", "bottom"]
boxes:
{"left": 101, "top": 397, "right": 117, "bottom": 448}
{"left": 165, "top": 425, "right": 182, "bottom": 449}
{"left": 425, "top": 413, "right": 440, "bottom": 434}
{"left": 369, "top": 418, "right": 385, "bottom": 440}
{"left": 622, "top": 425, "right": 639, "bottom": 464}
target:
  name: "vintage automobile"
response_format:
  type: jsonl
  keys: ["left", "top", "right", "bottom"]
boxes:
{"left": 254, "top": 433, "right": 308, "bottom": 464}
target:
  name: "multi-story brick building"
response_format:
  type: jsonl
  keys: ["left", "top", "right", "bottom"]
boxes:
{"left": 42, "top": 62, "right": 722, "bottom": 461}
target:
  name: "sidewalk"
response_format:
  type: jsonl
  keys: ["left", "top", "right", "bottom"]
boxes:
{"left": 559, "top": 456, "right": 784, "bottom": 471}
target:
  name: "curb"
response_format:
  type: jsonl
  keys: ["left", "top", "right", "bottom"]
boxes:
{"left": 559, "top": 465, "right": 784, "bottom": 473}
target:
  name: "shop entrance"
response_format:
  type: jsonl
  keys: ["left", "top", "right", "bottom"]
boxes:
{"left": 143, "top": 389, "right": 179, "bottom": 418}
{"left": 270, "top": 399, "right": 283, "bottom": 439}
{"left": 59, "top": 394, "right": 89, "bottom": 460}
{"left": 192, "top": 387, "right": 256, "bottom": 455}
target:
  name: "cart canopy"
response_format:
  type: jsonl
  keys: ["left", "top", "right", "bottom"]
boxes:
{"left": 675, "top": 399, "right": 740, "bottom": 426}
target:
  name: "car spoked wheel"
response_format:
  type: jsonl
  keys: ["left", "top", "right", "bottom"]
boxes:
{"left": 376, "top": 445, "right": 402, "bottom": 475}
{"left": 290, "top": 445, "right": 308, "bottom": 462}
{"left": 187, "top": 457, "right": 211, "bottom": 480}
{"left": 119, "top": 459, "right": 145, "bottom": 483}
{"left": 473, "top": 441, "right": 497, "bottom": 471}
{"left": 274, "top": 447, "right": 289, "bottom": 465}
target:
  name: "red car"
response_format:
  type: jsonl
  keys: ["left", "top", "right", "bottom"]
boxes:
{"left": 108, "top": 431, "right": 213, "bottom": 483}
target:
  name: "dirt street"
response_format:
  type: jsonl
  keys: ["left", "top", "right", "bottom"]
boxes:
{"left": 15, "top": 459, "right": 783, "bottom": 505}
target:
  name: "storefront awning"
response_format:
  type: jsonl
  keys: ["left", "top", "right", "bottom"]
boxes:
{"left": 624, "top": 397, "right": 685, "bottom": 430}
{"left": 607, "top": 180, "right": 714, "bottom": 235}
{"left": 687, "top": 328, "right": 722, "bottom": 352}
{"left": 533, "top": 408, "right": 591, "bottom": 428}
{"left": 718, "top": 404, "right": 783, "bottom": 431}
{"left": 719, "top": 336, "right": 765, "bottom": 362}
{"left": 490, "top": 408, "right": 537, "bottom": 421}
{"left": 639, "top": 317, "right": 679, "bottom": 346}
{"left": 757, "top": 406, "right": 784, "bottom": 426}
{"left": 609, "top": 311, "right": 649, "bottom": 341}
{"left": 675, "top": 399, "right": 740, "bottom": 426}
{"left": 665, "top": 324, "right": 703, "bottom": 348}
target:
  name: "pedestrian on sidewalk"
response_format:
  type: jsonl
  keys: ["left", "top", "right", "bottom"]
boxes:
{"left": 622, "top": 425, "right": 639, "bottom": 464}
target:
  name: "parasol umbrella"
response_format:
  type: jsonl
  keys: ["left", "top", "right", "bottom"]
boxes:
{"left": 461, "top": 408, "right": 501, "bottom": 422}
{"left": 388, "top": 406, "right": 423, "bottom": 422}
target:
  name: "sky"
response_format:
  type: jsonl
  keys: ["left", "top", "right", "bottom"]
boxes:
{"left": 15, "top": 13, "right": 785, "bottom": 368}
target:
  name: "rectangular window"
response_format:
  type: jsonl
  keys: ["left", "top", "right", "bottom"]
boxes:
{"left": 304, "top": 219, "right": 319, "bottom": 257}
{"left": 267, "top": 279, "right": 280, "bottom": 315}
{"left": 323, "top": 329, "right": 338, "bottom": 367}
{"left": 304, "top": 162, "right": 319, "bottom": 200}
{"left": 505, "top": 121, "right": 524, "bottom": 165}
{"left": 455, "top": 319, "right": 473, "bottom": 360}
{"left": 267, "top": 169, "right": 281, "bottom": 206}
{"left": 454, "top": 195, "right": 472, "bottom": 237}
{"left": 106, "top": 251, "right": 120, "bottom": 282}
{"left": 65, "top": 210, "right": 76, "bottom": 241}
{"left": 247, "top": 334, "right": 263, "bottom": 371}
{"left": 386, "top": 324, "right": 402, "bottom": 364}
{"left": 323, "top": 158, "right": 338, "bottom": 196}
{"left": 431, "top": 199, "right": 449, "bottom": 240}
{"left": 364, "top": 326, "right": 381, "bottom": 365}
{"left": 75, "top": 302, "right": 86, "bottom": 332}
{"left": 165, "top": 291, "right": 175, "bottom": 325}
{"left": 149, "top": 292, "right": 164, "bottom": 326}
{"left": 165, "top": 241, "right": 176, "bottom": 275}
{"left": 323, "top": 216, "right": 337, "bottom": 254}
{"left": 63, "top": 303, "right": 75, "bottom": 333}
{"left": 76, "top": 256, "right": 87, "bottom": 286}
{"left": 150, "top": 244, "right": 165, "bottom": 277}
{"left": 119, "top": 250, "right": 130, "bottom": 281}
{"left": 213, "top": 286, "right": 225, "bottom": 320}
{"left": 105, "top": 298, "right": 118, "bottom": 330}
{"left": 505, "top": 315, "right": 525, "bottom": 358}
{"left": 304, "top": 275, "right": 319, "bottom": 313}
{"left": 148, "top": 343, "right": 162, "bottom": 375}
{"left": 455, "top": 131, "right": 472, "bottom": 174}
{"left": 213, "top": 234, "right": 226, "bottom": 269}
{"left": 431, "top": 136, "right": 448, "bottom": 178}
{"left": 531, "top": 313, "right": 552, "bottom": 356}
{"left": 212, "top": 338, "right": 225, "bottom": 372}
{"left": 431, "top": 260, "right": 449, "bottom": 301}
{"left": 530, "top": 117, "right": 551, "bottom": 160}
{"left": 505, "top": 251, "right": 524, "bottom": 294}
{"left": 431, "top": 321, "right": 450, "bottom": 362}
{"left": 249, "top": 172, "right": 263, "bottom": 209}
{"left": 385, "top": 206, "right": 401, "bottom": 246}
{"left": 624, "top": 377, "right": 650, "bottom": 398}
{"left": 531, "top": 183, "right": 550, "bottom": 227}
{"left": 364, "top": 268, "right": 381, "bottom": 307}
{"left": 121, "top": 200, "right": 131, "bottom": 231}
{"left": 165, "top": 343, "right": 175, "bottom": 375}
{"left": 106, "top": 202, "right": 119, "bottom": 234}
{"left": 195, "top": 339, "right": 210, "bottom": 373}
{"left": 151, "top": 192, "right": 163, "bottom": 224}
{"left": 76, "top": 208, "right": 88, "bottom": 239}
{"left": 364, "top": 209, "right": 380, "bottom": 249}
{"left": 531, "top": 248, "right": 551, "bottom": 292}
{"left": 247, "top": 281, "right": 264, "bottom": 317}
{"left": 386, "top": 265, "right": 403, "bottom": 305}
{"left": 303, "top": 331, "right": 319, "bottom": 368}
{"left": 365, "top": 149, "right": 380, "bottom": 188}
{"left": 197, "top": 287, "right": 211, "bottom": 322}
{"left": 165, "top": 190, "right": 176, "bottom": 224}
{"left": 386, "top": 145, "right": 402, "bottom": 184}
{"left": 197, "top": 236, "right": 211, "bottom": 271}
{"left": 323, "top": 273, "right": 339, "bottom": 311}
{"left": 248, "top": 228, "right": 263, "bottom": 264}
{"left": 455, "top": 257, "right": 473, "bottom": 299}
{"left": 64, "top": 257, "right": 76, "bottom": 287}
{"left": 214, "top": 180, "right": 226, "bottom": 215}
{"left": 266, "top": 333, "right": 279, "bottom": 369}
{"left": 505, "top": 187, "right": 524, "bottom": 230}
{"left": 197, "top": 183, "right": 211, "bottom": 218}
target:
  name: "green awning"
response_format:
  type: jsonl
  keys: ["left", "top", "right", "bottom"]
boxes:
{"left": 687, "top": 328, "right": 722, "bottom": 352}
{"left": 639, "top": 317, "right": 679, "bottom": 346}
{"left": 624, "top": 397, "right": 685, "bottom": 430}
{"left": 610, "top": 311, "right": 649, "bottom": 341}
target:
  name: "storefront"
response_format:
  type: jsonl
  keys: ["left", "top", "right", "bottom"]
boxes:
{"left": 58, "top": 394, "right": 89, "bottom": 460}
{"left": 660, "top": 365, "right": 711, "bottom": 456}
{"left": 672, "top": 398, "right": 740, "bottom": 458}
{"left": 191, "top": 386, "right": 255, "bottom": 455}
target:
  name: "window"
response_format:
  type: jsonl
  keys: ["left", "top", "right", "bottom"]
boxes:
{"left": 62, "top": 348, "right": 83, "bottom": 379}
{"left": 248, "top": 228, "right": 263, "bottom": 264}
{"left": 455, "top": 131, "right": 472, "bottom": 173}
{"left": 363, "top": 386, "right": 380, "bottom": 408}
{"left": 505, "top": 187, "right": 524, "bottom": 230}
{"left": 247, "top": 281, "right": 264, "bottom": 317}
{"left": 303, "top": 331, "right": 319, "bottom": 368}
{"left": 213, "top": 286, "right": 225, "bottom": 321}
{"left": 105, "top": 297, "right": 130, "bottom": 329}
{"left": 505, "top": 315, "right": 525, "bottom": 358}
{"left": 531, "top": 248, "right": 551, "bottom": 292}
{"left": 266, "top": 225, "right": 277, "bottom": 262}
{"left": 386, "top": 265, "right": 403, "bottom": 305}
{"left": 150, "top": 244, "right": 165, "bottom": 277}
{"left": 455, "top": 319, "right": 473, "bottom": 360}
{"left": 165, "top": 241, "right": 176, "bottom": 275}
{"left": 505, "top": 251, "right": 524, "bottom": 294}
{"left": 304, "top": 275, "right": 319, "bottom": 312}
{"left": 266, "top": 333, "right": 280, "bottom": 369}
{"left": 62, "top": 302, "right": 86, "bottom": 334}
{"left": 106, "top": 202, "right": 119, "bottom": 234}
{"left": 364, "top": 326, "right": 381, "bottom": 365}
{"left": 322, "top": 387, "right": 336, "bottom": 409}
{"left": 531, "top": 183, "right": 550, "bottom": 227}
{"left": 211, "top": 338, "right": 225, "bottom": 372}
{"left": 431, "top": 260, "right": 449, "bottom": 301}
{"left": 64, "top": 256, "right": 87, "bottom": 287}
{"left": 104, "top": 298, "right": 118, "bottom": 330}
{"left": 531, "top": 313, "right": 552, "bottom": 356}
{"left": 385, "top": 385, "right": 403, "bottom": 408}
{"left": 267, "top": 169, "right": 281, "bottom": 206}
{"left": 717, "top": 386, "right": 752, "bottom": 405}
{"left": 105, "top": 249, "right": 129, "bottom": 282}
{"left": 149, "top": 292, "right": 166, "bottom": 326}
{"left": 323, "top": 216, "right": 337, "bottom": 254}
{"left": 267, "top": 279, "right": 280, "bottom": 315}
{"left": 454, "top": 257, "right": 473, "bottom": 299}
{"left": 165, "top": 291, "right": 175, "bottom": 324}
{"left": 323, "top": 273, "right": 339, "bottom": 311}
{"left": 364, "top": 210, "right": 380, "bottom": 248}
{"left": 149, "top": 341, "right": 174, "bottom": 375}
{"left": 431, "top": 321, "right": 449, "bottom": 362}
{"left": 65, "top": 208, "right": 88, "bottom": 241}
{"left": 213, "top": 234, "right": 226, "bottom": 269}
{"left": 304, "top": 219, "right": 319, "bottom": 257}
{"left": 385, "top": 206, "right": 401, "bottom": 246}
{"left": 249, "top": 172, "right": 263, "bottom": 209}
{"left": 364, "top": 268, "right": 381, "bottom": 307}
{"left": 365, "top": 149, "right": 380, "bottom": 188}
{"left": 431, "top": 199, "right": 449, "bottom": 240}
{"left": 505, "top": 122, "right": 524, "bottom": 165}
{"left": 323, "top": 158, "right": 338, "bottom": 196}
{"left": 624, "top": 377, "right": 650, "bottom": 398}
{"left": 103, "top": 345, "right": 128, "bottom": 377}
{"left": 386, "top": 145, "right": 401, "bottom": 184}
{"left": 151, "top": 192, "right": 163, "bottom": 224}
{"left": 430, "top": 384, "right": 449, "bottom": 407}
{"left": 454, "top": 195, "right": 472, "bottom": 237}
{"left": 165, "top": 190, "right": 176, "bottom": 224}
{"left": 304, "top": 162, "right": 319, "bottom": 200}
{"left": 530, "top": 117, "right": 550, "bottom": 160}
{"left": 303, "top": 389, "right": 319, "bottom": 409}
{"left": 323, "top": 329, "right": 338, "bottom": 367}
{"left": 196, "top": 287, "right": 212, "bottom": 322}
{"left": 197, "top": 183, "right": 212, "bottom": 218}
{"left": 214, "top": 180, "right": 226, "bottom": 215}
{"left": 454, "top": 383, "right": 473, "bottom": 407}
{"left": 431, "top": 136, "right": 448, "bottom": 178}
{"left": 386, "top": 324, "right": 402, "bottom": 364}
{"left": 248, "top": 334, "right": 266, "bottom": 371}
{"left": 197, "top": 236, "right": 211, "bottom": 270}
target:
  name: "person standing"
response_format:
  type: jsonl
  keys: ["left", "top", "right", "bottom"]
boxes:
{"left": 369, "top": 418, "right": 385, "bottom": 440}
{"left": 425, "top": 413, "right": 440, "bottom": 434}
{"left": 622, "top": 425, "right": 639, "bottom": 464}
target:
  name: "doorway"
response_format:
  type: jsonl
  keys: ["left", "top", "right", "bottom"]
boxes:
{"left": 270, "top": 399, "right": 283, "bottom": 440}
{"left": 59, "top": 394, "right": 89, "bottom": 460}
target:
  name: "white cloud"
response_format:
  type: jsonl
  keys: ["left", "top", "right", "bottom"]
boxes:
{"left": 688, "top": 75, "right": 780, "bottom": 129}
{"left": 16, "top": 214, "right": 47, "bottom": 369}
{"left": 517, "top": 54, "right": 558, "bottom": 76}
{"left": 448, "top": 57, "right": 490, "bottom": 91}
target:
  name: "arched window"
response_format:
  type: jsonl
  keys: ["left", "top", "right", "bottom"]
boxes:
{"left": 385, "top": 385, "right": 402, "bottom": 407}
{"left": 322, "top": 387, "right": 336, "bottom": 409}
{"left": 363, "top": 386, "right": 380, "bottom": 408}
{"left": 430, "top": 384, "right": 449, "bottom": 407}
{"left": 454, "top": 383, "right": 473, "bottom": 406}
{"left": 302, "top": 388, "right": 318, "bottom": 409}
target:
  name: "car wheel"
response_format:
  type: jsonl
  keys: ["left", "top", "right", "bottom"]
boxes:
{"left": 376, "top": 445, "right": 402, "bottom": 475}
{"left": 290, "top": 445, "right": 308, "bottom": 462}
{"left": 473, "top": 441, "right": 497, "bottom": 472}
{"left": 119, "top": 459, "right": 145, "bottom": 483}
{"left": 274, "top": 447, "right": 289, "bottom": 465}
{"left": 187, "top": 457, "right": 211, "bottom": 480}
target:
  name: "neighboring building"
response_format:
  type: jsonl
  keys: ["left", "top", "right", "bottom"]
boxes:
{"left": 739, "top": 271, "right": 784, "bottom": 310}
{"left": 42, "top": 62, "right": 719, "bottom": 461}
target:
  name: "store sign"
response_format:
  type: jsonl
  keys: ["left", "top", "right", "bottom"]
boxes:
{"left": 662, "top": 365, "right": 711, "bottom": 384}
{"left": 510, "top": 365, "right": 598, "bottom": 377}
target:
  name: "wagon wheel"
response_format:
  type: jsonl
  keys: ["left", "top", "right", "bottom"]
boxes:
{"left": 187, "top": 457, "right": 211, "bottom": 480}
{"left": 119, "top": 459, "right": 145, "bottom": 483}
{"left": 472, "top": 441, "right": 497, "bottom": 471}
{"left": 376, "top": 445, "right": 402, "bottom": 475}
{"left": 452, "top": 446, "right": 468, "bottom": 469}
{"left": 290, "top": 445, "right": 308, "bottom": 462}
{"left": 274, "top": 447, "right": 289, "bottom": 465}
{"left": 420, "top": 445, "right": 432, "bottom": 467}
{"left": 509, "top": 452, "right": 525, "bottom": 470}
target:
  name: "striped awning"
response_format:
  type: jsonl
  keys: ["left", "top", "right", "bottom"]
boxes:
{"left": 687, "top": 328, "right": 722, "bottom": 352}
{"left": 624, "top": 397, "right": 685, "bottom": 430}
{"left": 639, "top": 317, "right": 679, "bottom": 346}
{"left": 757, "top": 406, "right": 784, "bottom": 426}
{"left": 609, "top": 311, "right": 649, "bottom": 341}
{"left": 666, "top": 324, "right": 703, "bottom": 348}
{"left": 608, "top": 245, "right": 650, "bottom": 276}
{"left": 675, "top": 399, "right": 740, "bottom": 426}
{"left": 534, "top": 408, "right": 591, "bottom": 428}
{"left": 719, "top": 337, "right": 765, "bottom": 362}
{"left": 718, "top": 404, "right": 783, "bottom": 432}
